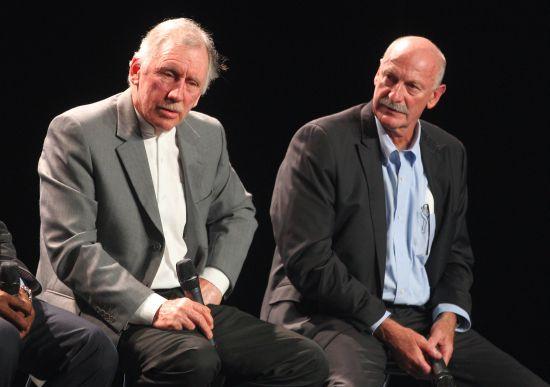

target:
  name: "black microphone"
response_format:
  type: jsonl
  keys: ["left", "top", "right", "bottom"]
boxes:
{"left": 176, "top": 258, "right": 214, "bottom": 345}
{"left": 430, "top": 358, "right": 456, "bottom": 387}
{"left": 0, "top": 261, "right": 21, "bottom": 295}
{"left": 177, "top": 258, "right": 205, "bottom": 304}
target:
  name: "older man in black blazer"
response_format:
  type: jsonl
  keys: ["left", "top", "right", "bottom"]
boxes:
{"left": 261, "top": 36, "right": 547, "bottom": 386}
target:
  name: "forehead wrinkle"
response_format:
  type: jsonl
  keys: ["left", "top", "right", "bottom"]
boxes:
{"left": 150, "top": 46, "right": 207, "bottom": 80}
{"left": 382, "top": 53, "right": 439, "bottom": 88}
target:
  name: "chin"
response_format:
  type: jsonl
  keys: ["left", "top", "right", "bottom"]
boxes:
{"left": 376, "top": 115, "right": 400, "bottom": 130}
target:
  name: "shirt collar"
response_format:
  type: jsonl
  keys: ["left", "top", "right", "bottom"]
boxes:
{"left": 375, "top": 117, "right": 422, "bottom": 163}
{"left": 134, "top": 107, "right": 176, "bottom": 140}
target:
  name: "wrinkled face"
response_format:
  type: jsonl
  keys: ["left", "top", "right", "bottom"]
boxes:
{"left": 372, "top": 48, "right": 445, "bottom": 134}
{"left": 129, "top": 44, "right": 209, "bottom": 132}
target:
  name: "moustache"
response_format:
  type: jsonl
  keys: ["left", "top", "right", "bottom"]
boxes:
{"left": 379, "top": 97, "right": 408, "bottom": 114}
{"left": 158, "top": 103, "right": 183, "bottom": 113}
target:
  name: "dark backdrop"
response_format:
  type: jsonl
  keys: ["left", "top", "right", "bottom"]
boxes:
{"left": 2, "top": 2, "right": 548, "bottom": 382}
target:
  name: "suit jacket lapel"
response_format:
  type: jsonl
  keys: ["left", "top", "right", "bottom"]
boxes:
{"left": 176, "top": 117, "right": 204, "bottom": 263}
{"left": 114, "top": 89, "right": 163, "bottom": 235}
{"left": 419, "top": 126, "right": 446, "bottom": 247}
{"left": 357, "top": 103, "right": 387, "bottom": 290}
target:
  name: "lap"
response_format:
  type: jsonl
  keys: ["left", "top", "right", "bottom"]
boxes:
{"left": 308, "top": 308, "right": 548, "bottom": 387}
{"left": 212, "top": 305, "right": 326, "bottom": 380}
{"left": 450, "top": 329, "right": 548, "bottom": 387}
{"left": 119, "top": 304, "right": 327, "bottom": 386}
{"left": 20, "top": 300, "right": 116, "bottom": 380}
{"left": 0, "top": 315, "right": 22, "bottom": 385}
{"left": 313, "top": 323, "right": 388, "bottom": 387}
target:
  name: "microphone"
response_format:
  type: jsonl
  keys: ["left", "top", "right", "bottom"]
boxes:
{"left": 430, "top": 358, "right": 456, "bottom": 387}
{"left": 0, "top": 261, "right": 21, "bottom": 295}
{"left": 176, "top": 258, "right": 214, "bottom": 345}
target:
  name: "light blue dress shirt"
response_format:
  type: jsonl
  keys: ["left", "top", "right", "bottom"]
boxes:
{"left": 370, "top": 118, "right": 471, "bottom": 333}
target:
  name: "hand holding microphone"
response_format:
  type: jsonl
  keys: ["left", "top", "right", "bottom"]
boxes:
{"left": 151, "top": 258, "right": 213, "bottom": 338}
{"left": 176, "top": 258, "right": 215, "bottom": 345}
{"left": 0, "top": 260, "right": 35, "bottom": 338}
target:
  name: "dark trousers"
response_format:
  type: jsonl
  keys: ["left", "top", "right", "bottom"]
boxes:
{"left": 118, "top": 290, "right": 328, "bottom": 387}
{"left": 313, "top": 306, "right": 548, "bottom": 387}
{"left": 0, "top": 299, "right": 118, "bottom": 387}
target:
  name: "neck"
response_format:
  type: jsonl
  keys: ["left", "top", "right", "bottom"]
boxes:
{"left": 385, "top": 124, "right": 416, "bottom": 150}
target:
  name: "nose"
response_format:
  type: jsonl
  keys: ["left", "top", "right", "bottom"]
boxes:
{"left": 167, "top": 80, "right": 187, "bottom": 102}
{"left": 388, "top": 82, "right": 404, "bottom": 103}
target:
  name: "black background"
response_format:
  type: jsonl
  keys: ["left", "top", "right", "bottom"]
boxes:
{"left": 2, "top": 2, "right": 549, "bottom": 383}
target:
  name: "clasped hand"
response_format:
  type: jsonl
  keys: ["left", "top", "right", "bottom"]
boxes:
{"left": 376, "top": 312, "right": 456, "bottom": 379}
{"left": 0, "top": 288, "right": 35, "bottom": 338}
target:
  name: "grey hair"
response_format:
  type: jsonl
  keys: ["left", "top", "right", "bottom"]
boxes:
{"left": 131, "top": 18, "right": 225, "bottom": 93}
{"left": 382, "top": 36, "right": 446, "bottom": 88}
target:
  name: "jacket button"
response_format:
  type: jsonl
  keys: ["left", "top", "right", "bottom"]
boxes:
{"left": 152, "top": 242, "right": 162, "bottom": 251}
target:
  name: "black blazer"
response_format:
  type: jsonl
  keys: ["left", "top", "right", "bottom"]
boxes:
{"left": 261, "top": 103, "right": 474, "bottom": 335}
{"left": 0, "top": 220, "right": 41, "bottom": 294}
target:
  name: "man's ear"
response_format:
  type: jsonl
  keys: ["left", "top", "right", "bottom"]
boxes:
{"left": 129, "top": 57, "right": 141, "bottom": 85}
{"left": 427, "top": 83, "right": 446, "bottom": 110}
{"left": 374, "top": 64, "right": 382, "bottom": 86}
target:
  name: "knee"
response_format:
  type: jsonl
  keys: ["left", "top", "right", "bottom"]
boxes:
{"left": 144, "top": 342, "right": 221, "bottom": 385}
{"left": 296, "top": 339, "right": 330, "bottom": 385}
{"left": 82, "top": 324, "right": 118, "bottom": 378}
{"left": 0, "top": 317, "right": 22, "bottom": 365}
{"left": 181, "top": 344, "right": 221, "bottom": 385}
{"left": 281, "top": 337, "right": 329, "bottom": 386}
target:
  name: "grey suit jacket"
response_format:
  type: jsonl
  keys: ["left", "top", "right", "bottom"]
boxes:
{"left": 36, "top": 89, "right": 257, "bottom": 340}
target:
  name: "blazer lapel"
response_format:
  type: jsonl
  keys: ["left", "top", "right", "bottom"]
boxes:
{"left": 419, "top": 127, "right": 446, "bottom": 247}
{"left": 357, "top": 103, "right": 387, "bottom": 289}
{"left": 176, "top": 117, "right": 205, "bottom": 264}
{"left": 114, "top": 89, "right": 163, "bottom": 235}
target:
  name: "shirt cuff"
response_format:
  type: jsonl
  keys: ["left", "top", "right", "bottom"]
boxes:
{"left": 129, "top": 293, "right": 167, "bottom": 325}
{"left": 432, "top": 303, "right": 471, "bottom": 332}
{"left": 200, "top": 266, "right": 230, "bottom": 296}
{"left": 370, "top": 310, "right": 391, "bottom": 334}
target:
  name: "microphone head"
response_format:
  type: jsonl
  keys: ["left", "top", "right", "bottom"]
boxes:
{"left": 0, "top": 261, "right": 21, "bottom": 295}
{"left": 176, "top": 258, "right": 199, "bottom": 291}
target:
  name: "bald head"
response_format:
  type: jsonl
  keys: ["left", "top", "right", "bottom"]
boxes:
{"left": 372, "top": 35, "right": 447, "bottom": 143}
{"left": 382, "top": 36, "right": 446, "bottom": 87}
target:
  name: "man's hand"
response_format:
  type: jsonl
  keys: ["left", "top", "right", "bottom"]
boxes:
{"left": 0, "top": 288, "right": 35, "bottom": 338}
{"left": 375, "top": 318, "right": 442, "bottom": 379}
{"left": 152, "top": 298, "right": 214, "bottom": 339}
{"left": 428, "top": 312, "right": 457, "bottom": 366}
{"left": 198, "top": 277, "right": 223, "bottom": 305}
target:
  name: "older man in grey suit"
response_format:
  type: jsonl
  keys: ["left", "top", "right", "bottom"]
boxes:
{"left": 36, "top": 18, "right": 327, "bottom": 387}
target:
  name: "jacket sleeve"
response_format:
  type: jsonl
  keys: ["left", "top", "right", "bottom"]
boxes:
{"left": 430, "top": 143, "right": 474, "bottom": 316}
{"left": 0, "top": 221, "right": 17, "bottom": 259}
{"left": 0, "top": 220, "right": 41, "bottom": 294}
{"left": 271, "top": 124, "right": 387, "bottom": 331}
{"left": 38, "top": 114, "right": 154, "bottom": 331}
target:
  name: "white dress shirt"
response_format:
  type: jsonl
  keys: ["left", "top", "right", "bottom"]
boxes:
{"left": 130, "top": 112, "right": 229, "bottom": 324}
